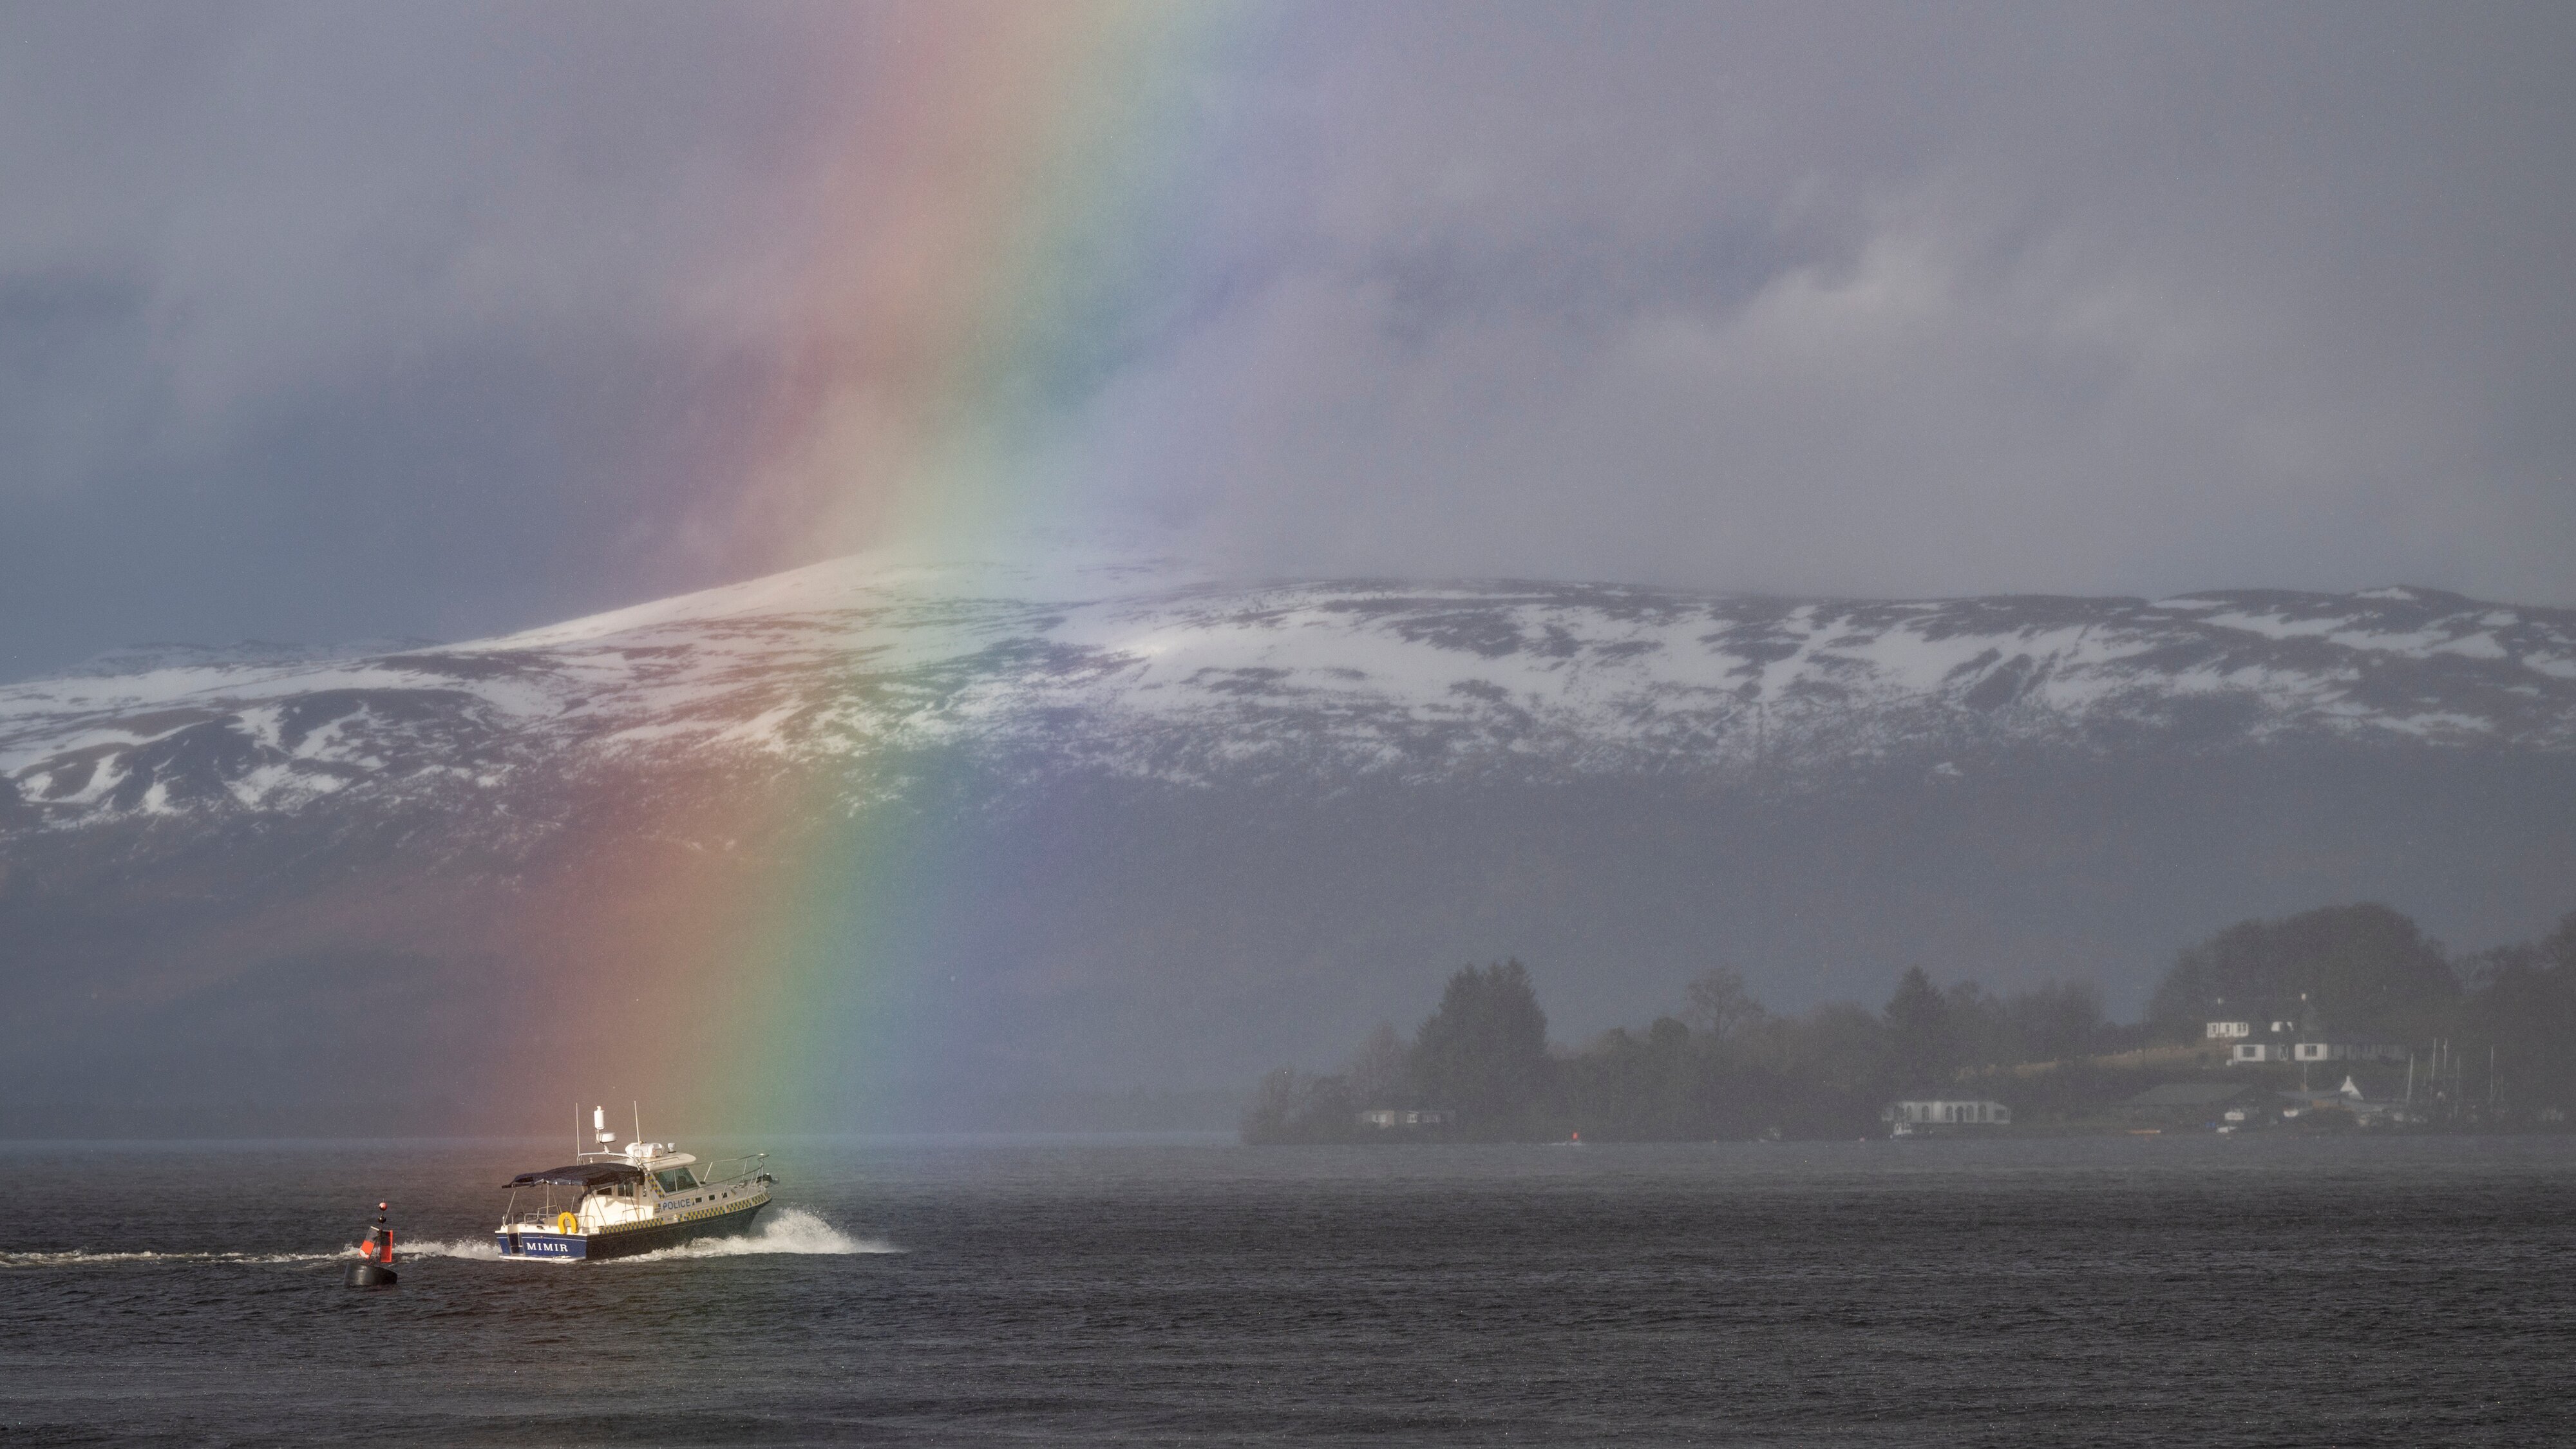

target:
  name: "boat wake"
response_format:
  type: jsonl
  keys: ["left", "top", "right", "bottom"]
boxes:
{"left": 1, "top": 1247, "right": 351, "bottom": 1268}
{"left": 4, "top": 1211, "right": 891, "bottom": 1271}
{"left": 398, "top": 1236, "right": 505, "bottom": 1260}
{"left": 605, "top": 1208, "right": 900, "bottom": 1264}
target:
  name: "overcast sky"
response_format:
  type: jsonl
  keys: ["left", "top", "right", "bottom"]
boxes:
{"left": 5, "top": 1, "right": 2572, "bottom": 679}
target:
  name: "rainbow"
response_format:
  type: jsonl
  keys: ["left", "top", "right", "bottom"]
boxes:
{"left": 510, "top": 2, "right": 1260, "bottom": 1134}
{"left": 730, "top": 0, "right": 1249, "bottom": 565}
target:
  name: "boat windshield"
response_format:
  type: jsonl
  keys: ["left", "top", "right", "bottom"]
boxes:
{"left": 653, "top": 1168, "right": 698, "bottom": 1193}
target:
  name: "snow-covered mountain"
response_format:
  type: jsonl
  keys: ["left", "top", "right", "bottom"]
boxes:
{"left": 5, "top": 555, "right": 2573, "bottom": 1135}
{"left": 6, "top": 556, "right": 2571, "bottom": 835}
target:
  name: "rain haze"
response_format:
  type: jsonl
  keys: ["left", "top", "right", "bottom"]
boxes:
{"left": 7, "top": 7, "right": 2576, "bottom": 1442}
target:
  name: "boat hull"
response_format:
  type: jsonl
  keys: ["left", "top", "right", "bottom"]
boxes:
{"left": 496, "top": 1195, "right": 767, "bottom": 1262}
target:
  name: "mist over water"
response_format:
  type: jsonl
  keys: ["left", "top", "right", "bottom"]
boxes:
{"left": 6, "top": 1135, "right": 2573, "bottom": 1444}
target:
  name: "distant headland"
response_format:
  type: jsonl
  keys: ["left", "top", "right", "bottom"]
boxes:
{"left": 1244, "top": 903, "right": 2576, "bottom": 1143}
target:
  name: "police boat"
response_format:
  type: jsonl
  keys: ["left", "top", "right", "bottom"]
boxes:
{"left": 496, "top": 1106, "right": 773, "bottom": 1262}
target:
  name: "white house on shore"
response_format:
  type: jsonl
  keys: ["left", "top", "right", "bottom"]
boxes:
{"left": 2229, "top": 1039, "right": 2409, "bottom": 1065}
{"left": 1357, "top": 1108, "right": 1456, "bottom": 1128}
{"left": 2211, "top": 1010, "right": 2408, "bottom": 1067}
{"left": 2293, "top": 1041, "right": 2407, "bottom": 1063}
{"left": 1882, "top": 1099, "right": 2012, "bottom": 1128}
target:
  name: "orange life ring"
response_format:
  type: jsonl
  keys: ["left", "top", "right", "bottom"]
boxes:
{"left": 555, "top": 1211, "right": 579, "bottom": 1235}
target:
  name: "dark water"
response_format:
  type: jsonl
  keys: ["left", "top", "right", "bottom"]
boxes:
{"left": 5, "top": 1135, "right": 2573, "bottom": 1446}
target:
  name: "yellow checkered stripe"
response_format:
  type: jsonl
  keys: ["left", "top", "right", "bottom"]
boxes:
{"left": 595, "top": 1188, "right": 769, "bottom": 1237}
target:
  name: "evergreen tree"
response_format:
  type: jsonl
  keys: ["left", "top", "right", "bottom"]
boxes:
{"left": 1412, "top": 959, "right": 1551, "bottom": 1133}
{"left": 1883, "top": 966, "right": 1955, "bottom": 1090}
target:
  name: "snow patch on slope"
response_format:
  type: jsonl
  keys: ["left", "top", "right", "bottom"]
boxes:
{"left": 4, "top": 562, "right": 2573, "bottom": 833}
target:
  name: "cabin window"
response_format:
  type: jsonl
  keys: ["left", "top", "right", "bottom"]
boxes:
{"left": 654, "top": 1168, "right": 699, "bottom": 1193}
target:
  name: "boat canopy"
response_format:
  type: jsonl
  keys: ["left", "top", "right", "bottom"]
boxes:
{"left": 502, "top": 1162, "right": 646, "bottom": 1190}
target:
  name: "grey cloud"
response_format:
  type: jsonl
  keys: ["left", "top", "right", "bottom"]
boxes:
{"left": 3, "top": 1, "right": 2572, "bottom": 680}
{"left": 0, "top": 1, "right": 842, "bottom": 675}
{"left": 1088, "top": 2, "right": 2576, "bottom": 603}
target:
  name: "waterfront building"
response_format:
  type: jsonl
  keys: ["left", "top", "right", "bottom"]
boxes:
{"left": 1880, "top": 1099, "right": 2012, "bottom": 1127}
{"left": 1357, "top": 1108, "right": 1456, "bottom": 1128}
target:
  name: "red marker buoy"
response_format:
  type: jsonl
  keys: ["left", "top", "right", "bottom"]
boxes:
{"left": 345, "top": 1201, "right": 399, "bottom": 1288}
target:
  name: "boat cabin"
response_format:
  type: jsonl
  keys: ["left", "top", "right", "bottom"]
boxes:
{"left": 499, "top": 1144, "right": 762, "bottom": 1239}
{"left": 495, "top": 1108, "right": 775, "bottom": 1260}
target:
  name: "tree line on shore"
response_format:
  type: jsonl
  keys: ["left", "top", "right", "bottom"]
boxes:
{"left": 1242, "top": 904, "right": 2576, "bottom": 1142}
